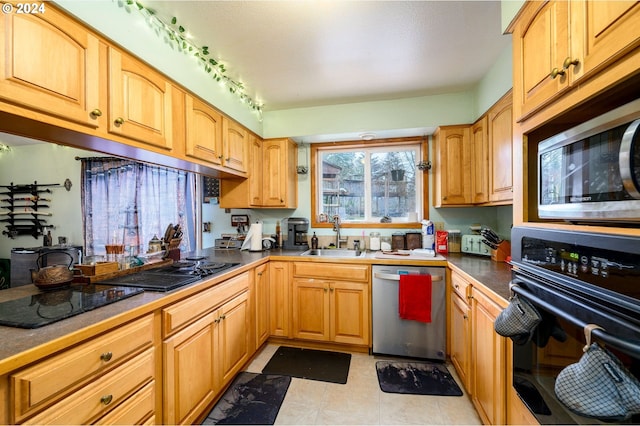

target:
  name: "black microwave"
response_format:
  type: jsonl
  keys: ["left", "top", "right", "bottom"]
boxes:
{"left": 538, "top": 98, "right": 640, "bottom": 222}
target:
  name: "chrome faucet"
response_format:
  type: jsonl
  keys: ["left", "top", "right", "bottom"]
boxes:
{"left": 332, "top": 215, "right": 341, "bottom": 248}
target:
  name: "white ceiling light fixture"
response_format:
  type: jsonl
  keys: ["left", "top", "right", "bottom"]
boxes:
{"left": 0, "top": 143, "right": 11, "bottom": 153}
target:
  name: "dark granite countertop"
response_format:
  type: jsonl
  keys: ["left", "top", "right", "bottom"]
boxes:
{"left": 0, "top": 248, "right": 511, "bottom": 373}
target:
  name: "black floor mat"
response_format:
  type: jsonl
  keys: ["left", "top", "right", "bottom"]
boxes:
{"left": 261, "top": 346, "right": 351, "bottom": 384}
{"left": 202, "top": 372, "right": 291, "bottom": 425}
{"left": 376, "top": 360, "right": 463, "bottom": 396}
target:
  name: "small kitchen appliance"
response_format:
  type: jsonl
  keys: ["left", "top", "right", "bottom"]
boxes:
{"left": 282, "top": 217, "right": 309, "bottom": 250}
{"left": 461, "top": 234, "right": 492, "bottom": 256}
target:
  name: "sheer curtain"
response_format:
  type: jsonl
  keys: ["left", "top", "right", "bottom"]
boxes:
{"left": 81, "top": 158, "right": 195, "bottom": 257}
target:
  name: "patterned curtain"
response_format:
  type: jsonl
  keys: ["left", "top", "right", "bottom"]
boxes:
{"left": 81, "top": 158, "right": 194, "bottom": 257}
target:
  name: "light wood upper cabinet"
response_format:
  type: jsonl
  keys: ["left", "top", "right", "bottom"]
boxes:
{"left": 262, "top": 138, "right": 298, "bottom": 207}
{"left": 222, "top": 118, "right": 248, "bottom": 173}
{"left": 487, "top": 92, "right": 513, "bottom": 203}
{"left": 470, "top": 116, "right": 489, "bottom": 204}
{"left": 511, "top": 0, "right": 640, "bottom": 122}
{"left": 220, "top": 137, "right": 298, "bottom": 209}
{"left": 108, "top": 47, "right": 173, "bottom": 151}
{"left": 0, "top": 3, "right": 100, "bottom": 128}
{"left": 433, "top": 125, "right": 472, "bottom": 206}
{"left": 185, "top": 94, "right": 223, "bottom": 166}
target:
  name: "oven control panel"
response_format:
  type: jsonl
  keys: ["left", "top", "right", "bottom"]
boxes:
{"left": 520, "top": 236, "right": 639, "bottom": 301}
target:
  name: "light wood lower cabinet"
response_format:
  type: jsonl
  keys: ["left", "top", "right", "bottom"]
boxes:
{"left": 471, "top": 285, "right": 507, "bottom": 425}
{"left": 449, "top": 271, "right": 472, "bottom": 393}
{"left": 163, "top": 275, "right": 250, "bottom": 425}
{"left": 10, "top": 315, "right": 155, "bottom": 424}
{"left": 269, "top": 261, "right": 291, "bottom": 338}
{"left": 292, "top": 262, "right": 370, "bottom": 347}
{"left": 24, "top": 348, "right": 155, "bottom": 425}
{"left": 255, "top": 263, "right": 270, "bottom": 348}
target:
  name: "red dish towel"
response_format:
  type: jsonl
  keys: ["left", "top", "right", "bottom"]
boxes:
{"left": 399, "top": 274, "right": 432, "bottom": 323}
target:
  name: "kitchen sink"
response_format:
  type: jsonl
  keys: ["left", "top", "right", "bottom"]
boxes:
{"left": 301, "top": 249, "right": 366, "bottom": 258}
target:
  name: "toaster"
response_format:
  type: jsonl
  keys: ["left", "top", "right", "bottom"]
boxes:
{"left": 461, "top": 234, "right": 492, "bottom": 256}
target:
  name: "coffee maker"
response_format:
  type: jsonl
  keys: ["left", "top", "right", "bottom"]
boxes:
{"left": 283, "top": 217, "right": 309, "bottom": 250}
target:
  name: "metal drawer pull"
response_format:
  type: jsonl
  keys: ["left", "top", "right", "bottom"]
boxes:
{"left": 100, "top": 352, "right": 113, "bottom": 362}
{"left": 100, "top": 394, "right": 113, "bottom": 405}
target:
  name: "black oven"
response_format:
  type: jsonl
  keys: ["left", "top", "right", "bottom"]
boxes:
{"left": 509, "top": 226, "right": 640, "bottom": 424}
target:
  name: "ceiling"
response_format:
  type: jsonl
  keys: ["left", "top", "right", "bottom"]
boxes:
{"left": 2, "top": 1, "right": 511, "bottom": 147}
{"left": 145, "top": 0, "right": 510, "bottom": 111}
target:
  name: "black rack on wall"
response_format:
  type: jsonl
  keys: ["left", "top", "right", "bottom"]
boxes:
{"left": 0, "top": 181, "right": 59, "bottom": 239}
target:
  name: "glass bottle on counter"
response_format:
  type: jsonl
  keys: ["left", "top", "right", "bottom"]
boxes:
{"left": 311, "top": 232, "right": 318, "bottom": 249}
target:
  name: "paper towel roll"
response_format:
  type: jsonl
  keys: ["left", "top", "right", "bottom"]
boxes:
{"left": 249, "top": 222, "right": 263, "bottom": 251}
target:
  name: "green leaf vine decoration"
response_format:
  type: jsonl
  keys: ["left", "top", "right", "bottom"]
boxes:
{"left": 122, "top": 0, "right": 263, "bottom": 115}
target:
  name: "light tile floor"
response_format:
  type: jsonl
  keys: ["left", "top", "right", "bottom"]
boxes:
{"left": 245, "top": 344, "right": 482, "bottom": 425}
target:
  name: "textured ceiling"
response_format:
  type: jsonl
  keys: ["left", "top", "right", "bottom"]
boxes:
{"left": 144, "top": 1, "right": 511, "bottom": 111}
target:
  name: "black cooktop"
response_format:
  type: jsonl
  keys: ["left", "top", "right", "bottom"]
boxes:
{"left": 94, "top": 262, "right": 240, "bottom": 291}
{"left": 0, "top": 285, "right": 143, "bottom": 329}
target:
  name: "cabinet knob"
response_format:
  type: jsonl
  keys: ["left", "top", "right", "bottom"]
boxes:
{"left": 90, "top": 109, "right": 102, "bottom": 118}
{"left": 563, "top": 57, "right": 579, "bottom": 69}
{"left": 218, "top": 155, "right": 223, "bottom": 159}
{"left": 220, "top": 314, "right": 226, "bottom": 320}
{"left": 257, "top": 272, "right": 263, "bottom": 276}
{"left": 100, "top": 394, "right": 113, "bottom": 405}
{"left": 114, "top": 117, "right": 124, "bottom": 126}
{"left": 324, "top": 287, "right": 328, "bottom": 293}
{"left": 214, "top": 318, "right": 220, "bottom": 324}
{"left": 100, "top": 352, "right": 113, "bottom": 362}
{"left": 463, "top": 314, "right": 468, "bottom": 320}
{"left": 550, "top": 67, "right": 565, "bottom": 79}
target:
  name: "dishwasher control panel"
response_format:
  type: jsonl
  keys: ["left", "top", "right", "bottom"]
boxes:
{"left": 461, "top": 234, "right": 492, "bottom": 256}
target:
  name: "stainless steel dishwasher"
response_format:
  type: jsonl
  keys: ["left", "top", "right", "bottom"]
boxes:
{"left": 372, "top": 264, "right": 446, "bottom": 360}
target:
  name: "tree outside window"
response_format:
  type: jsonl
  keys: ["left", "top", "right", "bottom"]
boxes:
{"left": 313, "top": 140, "right": 424, "bottom": 226}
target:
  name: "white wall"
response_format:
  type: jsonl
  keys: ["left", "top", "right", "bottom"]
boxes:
{"left": 0, "top": 143, "right": 91, "bottom": 259}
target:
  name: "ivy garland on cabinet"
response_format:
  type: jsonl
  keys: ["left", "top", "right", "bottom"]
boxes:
{"left": 119, "top": 0, "right": 264, "bottom": 115}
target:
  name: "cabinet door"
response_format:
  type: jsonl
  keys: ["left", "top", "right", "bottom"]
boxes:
{"left": 249, "top": 135, "right": 264, "bottom": 206}
{"left": 222, "top": 118, "right": 248, "bottom": 173}
{"left": 488, "top": 94, "right": 513, "bottom": 203}
{"left": 255, "top": 264, "right": 270, "bottom": 348}
{"left": 0, "top": 4, "right": 100, "bottom": 127}
{"left": 513, "top": 1, "right": 570, "bottom": 120}
{"left": 292, "top": 278, "right": 330, "bottom": 341}
{"left": 163, "top": 312, "right": 217, "bottom": 425}
{"left": 433, "top": 126, "right": 472, "bottom": 206}
{"left": 471, "top": 287, "right": 506, "bottom": 425}
{"left": 262, "top": 139, "right": 287, "bottom": 207}
{"left": 573, "top": 1, "right": 640, "bottom": 82}
{"left": 108, "top": 48, "right": 173, "bottom": 150}
{"left": 218, "top": 292, "right": 250, "bottom": 385}
{"left": 471, "top": 116, "right": 489, "bottom": 204}
{"left": 185, "top": 94, "right": 223, "bottom": 165}
{"left": 269, "top": 261, "right": 290, "bottom": 337}
{"left": 330, "top": 281, "right": 369, "bottom": 346}
{"left": 450, "top": 292, "right": 471, "bottom": 393}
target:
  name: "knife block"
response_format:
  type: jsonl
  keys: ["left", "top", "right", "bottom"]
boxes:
{"left": 491, "top": 240, "right": 511, "bottom": 262}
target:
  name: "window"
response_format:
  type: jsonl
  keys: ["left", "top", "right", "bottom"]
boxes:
{"left": 312, "top": 139, "right": 427, "bottom": 227}
{"left": 81, "top": 157, "right": 196, "bottom": 257}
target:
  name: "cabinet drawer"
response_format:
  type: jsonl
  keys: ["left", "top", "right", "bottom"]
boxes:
{"left": 163, "top": 271, "right": 249, "bottom": 337}
{"left": 12, "top": 314, "right": 154, "bottom": 422}
{"left": 451, "top": 272, "right": 471, "bottom": 300}
{"left": 97, "top": 380, "right": 155, "bottom": 425}
{"left": 293, "top": 263, "right": 369, "bottom": 282}
{"left": 23, "top": 347, "right": 155, "bottom": 425}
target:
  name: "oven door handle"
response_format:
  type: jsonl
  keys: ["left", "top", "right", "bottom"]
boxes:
{"left": 511, "top": 280, "right": 640, "bottom": 359}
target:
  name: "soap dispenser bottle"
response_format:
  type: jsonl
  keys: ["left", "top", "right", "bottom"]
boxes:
{"left": 311, "top": 232, "right": 319, "bottom": 249}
